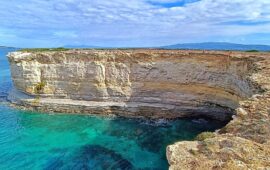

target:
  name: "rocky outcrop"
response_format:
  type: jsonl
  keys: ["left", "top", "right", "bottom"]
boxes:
{"left": 167, "top": 135, "right": 270, "bottom": 169}
{"left": 8, "top": 50, "right": 257, "bottom": 120}
{"left": 7, "top": 49, "right": 270, "bottom": 169}
{"left": 166, "top": 51, "right": 270, "bottom": 169}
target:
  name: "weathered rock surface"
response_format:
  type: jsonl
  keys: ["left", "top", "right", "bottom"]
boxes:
{"left": 8, "top": 50, "right": 257, "bottom": 120}
{"left": 167, "top": 135, "right": 270, "bottom": 170}
{"left": 7, "top": 49, "right": 270, "bottom": 169}
{"left": 166, "top": 51, "right": 270, "bottom": 170}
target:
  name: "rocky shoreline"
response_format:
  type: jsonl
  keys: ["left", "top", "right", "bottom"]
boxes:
{"left": 7, "top": 49, "right": 270, "bottom": 169}
{"left": 167, "top": 51, "right": 270, "bottom": 169}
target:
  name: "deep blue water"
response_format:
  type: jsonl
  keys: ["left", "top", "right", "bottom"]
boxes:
{"left": 0, "top": 48, "right": 224, "bottom": 170}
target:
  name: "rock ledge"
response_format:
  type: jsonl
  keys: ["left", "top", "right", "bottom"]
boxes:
{"left": 7, "top": 49, "right": 270, "bottom": 169}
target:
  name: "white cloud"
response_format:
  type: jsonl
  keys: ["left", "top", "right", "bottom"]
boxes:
{"left": 54, "top": 31, "right": 78, "bottom": 38}
{"left": 0, "top": 0, "right": 270, "bottom": 47}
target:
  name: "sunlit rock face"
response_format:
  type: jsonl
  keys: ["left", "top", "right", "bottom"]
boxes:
{"left": 7, "top": 49, "right": 270, "bottom": 169}
{"left": 8, "top": 50, "right": 256, "bottom": 120}
{"left": 165, "top": 51, "right": 270, "bottom": 170}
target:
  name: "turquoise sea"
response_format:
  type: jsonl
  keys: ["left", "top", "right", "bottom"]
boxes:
{"left": 0, "top": 48, "right": 225, "bottom": 170}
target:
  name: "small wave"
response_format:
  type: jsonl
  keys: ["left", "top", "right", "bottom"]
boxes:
{"left": 0, "top": 93, "right": 7, "bottom": 102}
{"left": 191, "top": 118, "right": 208, "bottom": 124}
{"left": 0, "top": 81, "right": 12, "bottom": 102}
{"left": 139, "top": 118, "right": 172, "bottom": 127}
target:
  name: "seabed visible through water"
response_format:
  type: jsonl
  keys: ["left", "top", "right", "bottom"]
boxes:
{"left": 0, "top": 48, "right": 226, "bottom": 170}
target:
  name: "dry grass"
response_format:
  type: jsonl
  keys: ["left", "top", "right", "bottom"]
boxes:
{"left": 196, "top": 132, "right": 215, "bottom": 141}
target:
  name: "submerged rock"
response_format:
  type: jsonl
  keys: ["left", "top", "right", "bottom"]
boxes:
{"left": 44, "top": 144, "right": 134, "bottom": 170}
{"left": 6, "top": 49, "right": 270, "bottom": 169}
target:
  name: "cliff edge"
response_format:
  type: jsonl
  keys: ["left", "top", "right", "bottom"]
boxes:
{"left": 7, "top": 49, "right": 270, "bottom": 169}
{"left": 166, "top": 51, "right": 270, "bottom": 169}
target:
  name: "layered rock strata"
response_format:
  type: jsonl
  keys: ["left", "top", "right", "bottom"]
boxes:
{"left": 166, "top": 51, "right": 270, "bottom": 170}
{"left": 7, "top": 49, "right": 270, "bottom": 169}
{"left": 8, "top": 50, "right": 255, "bottom": 120}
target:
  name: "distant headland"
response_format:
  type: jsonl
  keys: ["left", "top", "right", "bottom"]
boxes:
{"left": 4, "top": 42, "right": 270, "bottom": 51}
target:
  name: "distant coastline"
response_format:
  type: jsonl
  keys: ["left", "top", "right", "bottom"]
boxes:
{"left": 0, "top": 46, "right": 16, "bottom": 49}
{"left": 3, "top": 42, "right": 270, "bottom": 51}
{"left": 161, "top": 42, "right": 270, "bottom": 51}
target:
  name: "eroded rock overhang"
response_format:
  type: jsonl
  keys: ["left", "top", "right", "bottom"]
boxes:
{"left": 7, "top": 50, "right": 260, "bottom": 121}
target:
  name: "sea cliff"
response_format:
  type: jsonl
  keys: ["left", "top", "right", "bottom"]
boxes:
{"left": 7, "top": 49, "right": 270, "bottom": 169}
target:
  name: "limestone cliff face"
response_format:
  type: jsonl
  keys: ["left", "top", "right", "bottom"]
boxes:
{"left": 166, "top": 52, "right": 270, "bottom": 169}
{"left": 8, "top": 49, "right": 270, "bottom": 169}
{"left": 8, "top": 50, "right": 256, "bottom": 120}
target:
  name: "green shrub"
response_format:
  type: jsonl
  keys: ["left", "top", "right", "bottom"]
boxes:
{"left": 195, "top": 132, "right": 215, "bottom": 141}
{"left": 245, "top": 50, "right": 259, "bottom": 52}
{"left": 189, "top": 149, "right": 199, "bottom": 155}
{"left": 34, "top": 81, "right": 46, "bottom": 94}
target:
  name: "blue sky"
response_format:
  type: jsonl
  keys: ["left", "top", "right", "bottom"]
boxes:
{"left": 1, "top": 0, "right": 270, "bottom": 47}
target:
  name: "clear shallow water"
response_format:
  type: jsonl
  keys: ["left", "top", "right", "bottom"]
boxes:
{"left": 0, "top": 48, "right": 225, "bottom": 170}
